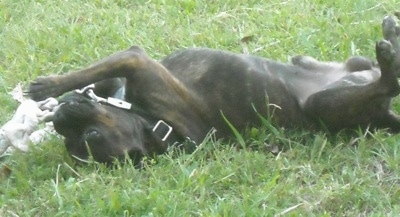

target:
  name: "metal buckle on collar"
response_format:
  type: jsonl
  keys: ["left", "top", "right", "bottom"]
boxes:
{"left": 152, "top": 120, "right": 173, "bottom": 142}
{"left": 74, "top": 84, "right": 132, "bottom": 110}
{"left": 75, "top": 84, "right": 95, "bottom": 95}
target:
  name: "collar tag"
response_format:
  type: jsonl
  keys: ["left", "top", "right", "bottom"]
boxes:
{"left": 106, "top": 97, "right": 132, "bottom": 110}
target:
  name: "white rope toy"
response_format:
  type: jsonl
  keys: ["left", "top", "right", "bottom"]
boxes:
{"left": 0, "top": 84, "right": 59, "bottom": 155}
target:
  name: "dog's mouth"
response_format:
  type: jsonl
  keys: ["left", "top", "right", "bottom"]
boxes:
{"left": 51, "top": 93, "right": 103, "bottom": 137}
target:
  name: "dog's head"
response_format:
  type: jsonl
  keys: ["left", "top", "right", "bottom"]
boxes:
{"left": 53, "top": 93, "right": 167, "bottom": 165}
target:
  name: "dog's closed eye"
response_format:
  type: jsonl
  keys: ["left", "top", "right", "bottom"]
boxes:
{"left": 84, "top": 129, "right": 102, "bottom": 142}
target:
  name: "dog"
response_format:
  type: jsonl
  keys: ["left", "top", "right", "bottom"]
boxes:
{"left": 28, "top": 16, "right": 400, "bottom": 165}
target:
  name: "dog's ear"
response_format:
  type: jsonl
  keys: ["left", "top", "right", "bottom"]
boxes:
{"left": 94, "top": 78, "right": 125, "bottom": 99}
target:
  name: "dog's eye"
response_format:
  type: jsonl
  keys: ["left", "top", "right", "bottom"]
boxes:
{"left": 84, "top": 129, "right": 102, "bottom": 142}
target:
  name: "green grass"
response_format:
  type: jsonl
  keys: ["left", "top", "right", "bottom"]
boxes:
{"left": 1, "top": 0, "right": 400, "bottom": 216}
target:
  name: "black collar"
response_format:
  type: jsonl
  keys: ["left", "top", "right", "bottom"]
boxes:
{"left": 147, "top": 118, "right": 198, "bottom": 153}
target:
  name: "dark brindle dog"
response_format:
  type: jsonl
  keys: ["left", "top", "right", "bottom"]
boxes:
{"left": 29, "top": 16, "right": 400, "bottom": 165}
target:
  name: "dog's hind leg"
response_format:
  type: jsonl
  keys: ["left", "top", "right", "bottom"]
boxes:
{"left": 302, "top": 40, "right": 400, "bottom": 131}
{"left": 383, "top": 16, "right": 400, "bottom": 52}
{"left": 291, "top": 55, "right": 374, "bottom": 72}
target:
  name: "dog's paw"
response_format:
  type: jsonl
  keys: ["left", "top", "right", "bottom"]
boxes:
{"left": 382, "top": 16, "right": 398, "bottom": 40}
{"left": 291, "top": 55, "right": 320, "bottom": 69}
{"left": 28, "top": 76, "right": 63, "bottom": 101}
{"left": 376, "top": 40, "right": 395, "bottom": 64}
{"left": 345, "top": 56, "right": 374, "bottom": 72}
{"left": 376, "top": 40, "right": 400, "bottom": 96}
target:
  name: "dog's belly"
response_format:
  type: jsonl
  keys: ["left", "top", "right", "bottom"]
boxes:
{"left": 160, "top": 49, "right": 310, "bottom": 132}
{"left": 160, "top": 48, "right": 383, "bottom": 132}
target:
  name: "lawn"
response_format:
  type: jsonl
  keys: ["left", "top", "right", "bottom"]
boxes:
{"left": 1, "top": 0, "right": 400, "bottom": 216}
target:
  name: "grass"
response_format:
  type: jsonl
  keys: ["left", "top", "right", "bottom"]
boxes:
{"left": 1, "top": 0, "right": 400, "bottom": 216}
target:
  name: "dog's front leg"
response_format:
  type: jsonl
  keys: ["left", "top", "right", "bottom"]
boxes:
{"left": 28, "top": 46, "right": 209, "bottom": 142}
{"left": 29, "top": 46, "right": 153, "bottom": 101}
